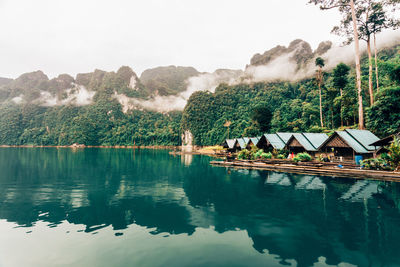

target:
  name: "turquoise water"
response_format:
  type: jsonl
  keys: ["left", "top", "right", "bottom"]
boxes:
{"left": 0, "top": 148, "right": 400, "bottom": 267}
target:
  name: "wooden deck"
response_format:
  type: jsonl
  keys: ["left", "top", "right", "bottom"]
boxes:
{"left": 210, "top": 160, "right": 400, "bottom": 182}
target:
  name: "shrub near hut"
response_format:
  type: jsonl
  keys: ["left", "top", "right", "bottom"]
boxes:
{"left": 388, "top": 137, "right": 400, "bottom": 171}
{"left": 361, "top": 137, "right": 400, "bottom": 171}
{"left": 293, "top": 152, "right": 312, "bottom": 162}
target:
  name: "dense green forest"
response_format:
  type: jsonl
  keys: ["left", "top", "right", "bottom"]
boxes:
{"left": 0, "top": 66, "right": 182, "bottom": 146}
{"left": 183, "top": 46, "right": 400, "bottom": 146}
{"left": 0, "top": 44, "right": 399, "bottom": 146}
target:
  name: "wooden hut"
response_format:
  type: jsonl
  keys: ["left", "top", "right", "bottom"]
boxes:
{"left": 235, "top": 137, "right": 260, "bottom": 151}
{"left": 221, "top": 139, "right": 238, "bottom": 152}
{"left": 285, "top": 133, "right": 329, "bottom": 156}
{"left": 257, "top": 133, "right": 289, "bottom": 151}
{"left": 319, "top": 129, "right": 380, "bottom": 161}
{"left": 236, "top": 138, "right": 247, "bottom": 151}
{"left": 369, "top": 132, "right": 400, "bottom": 156}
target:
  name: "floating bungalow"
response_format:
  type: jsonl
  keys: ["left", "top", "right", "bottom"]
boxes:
{"left": 250, "top": 137, "right": 261, "bottom": 148}
{"left": 257, "top": 133, "right": 292, "bottom": 151}
{"left": 369, "top": 132, "right": 400, "bottom": 155}
{"left": 221, "top": 139, "right": 238, "bottom": 152}
{"left": 234, "top": 137, "right": 260, "bottom": 151}
{"left": 285, "top": 133, "right": 329, "bottom": 156}
{"left": 319, "top": 129, "right": 380, "bottom": 161}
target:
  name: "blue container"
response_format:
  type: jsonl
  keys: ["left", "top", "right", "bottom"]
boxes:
{"left": 355, "top": 155, "right": 363, "bottom": 165}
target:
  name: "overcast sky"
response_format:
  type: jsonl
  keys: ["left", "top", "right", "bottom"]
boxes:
{"left": 0, "top": 0, "right": 343, "bottom": 79}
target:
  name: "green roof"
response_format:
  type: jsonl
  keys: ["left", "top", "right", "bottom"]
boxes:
{"left": 264, "top": 134, "right": 286, "bottom": 150}
{"left": 276, "top": 132, "right": 294, "bottom": 143}
{"left": 345, "top": 129, "right": 380, "bottom": 151}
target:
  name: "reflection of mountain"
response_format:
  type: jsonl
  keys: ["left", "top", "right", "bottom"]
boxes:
{"left": 1, "top": 149, "right": 400, "bottom": 267}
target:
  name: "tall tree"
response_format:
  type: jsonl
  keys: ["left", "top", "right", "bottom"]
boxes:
{"left": 309, "top": 0, "right": 365, "bottom": 129}
{"left": 315, "top": 57, "right": 325, "bottom": 127}
{"left": 250, "top": 104, "right": 272, "bottom": 133}
{"left": 331, "top": 0, "right": 399, "bottom": 105}
{"left": 369, "top": 1, "right": 400, "bottom": 91}
{"left": 332, "top": 63, "right": 351, "bottom": 127}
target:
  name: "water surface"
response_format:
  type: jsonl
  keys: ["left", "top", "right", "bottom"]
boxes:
{"left": 0, "top": 148, "right": 400, "bottom": 267}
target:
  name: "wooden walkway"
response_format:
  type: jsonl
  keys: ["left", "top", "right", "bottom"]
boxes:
{"left": 210, "top": 160, "right": 400, "bottom": 182}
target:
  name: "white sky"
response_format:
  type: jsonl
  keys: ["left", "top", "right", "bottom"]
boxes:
{"left": 0, "top": 0, "right": 343, "bottom": 79}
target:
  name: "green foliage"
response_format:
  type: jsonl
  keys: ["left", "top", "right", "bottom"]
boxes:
{"left": 366, "top": 86, "right": 400, "bottom": 136}
{"left": 315, "top": 57, "right": 325, "bottom": 68}
{"left": 250, "top": 104, "right": 272, "bottom": 132}
{"left": 254, "top": 149, "right": 264, "bottom": 159}
{"left": 276, "top": 154, "right": 286, "bottom": 159}
{"left": 361, "top": 158, "right": 391, "bottom": 171}
{"left": 390, "top": 64, "right": 400, "bottom": 85}
{"left": 388, "top": 137, "right": 400, "bottom": 171}
{"left": 332, "top": 63, "right": 350, "bottom": 90}
{"left": 293, "top": 152, "right": 312, "bottom": 162}
{"left": 260, "top": 152, "right": 273, "bottom": 159}
{"left": 237, "top": 149, "right": 251, "bottom": 160}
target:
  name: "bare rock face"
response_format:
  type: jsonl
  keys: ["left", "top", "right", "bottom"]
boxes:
{"left": 181, "top": 130, "right": 193, "bottom": 152}
{"left": 14, "top": 70, "right": 49, "bottom": 89}
{"left": 49, "top": 74, "right": 75, "bottom": 92}
{"left": 249, "top": 39, "right": 332, "bottom": 69}
{"left": 288, "top": 39, "right": 313, "bottom": 67}
{"left": 315, "top": 41, "right": 333, "bottom": 56}
{"left": 250, "top": 45, "right": 288, "bottom": 66}
{"left": 0, "top": 77, "right": 13, "bottom": 87}
{"left": 76, "top": 69, "right": 106, "bottom": 88}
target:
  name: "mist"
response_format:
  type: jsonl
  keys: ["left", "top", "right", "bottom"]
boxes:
{"left": 121, "top": 29, "right": 400, "bottom": 113}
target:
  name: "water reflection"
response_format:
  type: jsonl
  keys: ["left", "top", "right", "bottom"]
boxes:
{"left": 181, "top": 153, "right": 193, "bottom": 166}
{"left": 0, "top": 148, "right": 400, "bottom": 267}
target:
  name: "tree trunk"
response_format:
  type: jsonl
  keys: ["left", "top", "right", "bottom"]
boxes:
{"left": 350, "top": 0, "right": 365, "bottom": 129}
{"left": 374, "top": 33, "right": 379, "bottom": 92}
{"left": 319, "top": 71, "right": 324, "bottom": 128}
{"left": 367, "top": 38, "right": 374, "bottom": 106}
{"left": 340, "top": 88, "right": 343, "bottom": 127}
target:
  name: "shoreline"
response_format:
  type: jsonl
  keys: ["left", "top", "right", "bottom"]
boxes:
{"left": 210, "top": 160, "right": 400, "bottom": 182}
{"left": 0, "top": 145, "right": 179, "bottom": 149}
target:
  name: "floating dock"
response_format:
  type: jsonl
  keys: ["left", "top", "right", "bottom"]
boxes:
{"left": 210, "top": 160, "right": 400, "bottom": 182}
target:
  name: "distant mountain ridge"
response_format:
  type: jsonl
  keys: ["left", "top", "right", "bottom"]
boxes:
{"left": 249, "top": 39, "right": 332, "bottom": 69}
{"left": 140, "top": 66, "right": 200, "bottom": 96}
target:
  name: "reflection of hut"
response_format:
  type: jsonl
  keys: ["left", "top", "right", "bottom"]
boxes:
{"left": 221, "top": 139, "right": 238, "bottom": 152}
{"left": 257, "top": 133, "right": 291, "bottom": 151}
{"left": 369, "top": 132, "right": 400, "bottom": 155}
{"left": 285, "top": 133, "right": 328, "bottom": 156}
{"left": 319, "top": 129, "right": 380, "bottom": 161}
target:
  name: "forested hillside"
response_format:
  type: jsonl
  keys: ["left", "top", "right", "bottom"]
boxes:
{"left": 183, "top": 46, "right": 400, "bottom": 146}
{"left": 0, "top": 66, "right": 183, "bottom": 146}
{"left": 0, "top": 42, "right": 399, "bottom": 146}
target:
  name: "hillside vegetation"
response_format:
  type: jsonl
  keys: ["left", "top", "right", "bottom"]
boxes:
{"left": 0, "top": 42, "right": 399, "bottom": 146}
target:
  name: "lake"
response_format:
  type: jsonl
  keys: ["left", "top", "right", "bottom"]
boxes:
{"left": 0, "top": 148, "right": 400, "bottom": 267}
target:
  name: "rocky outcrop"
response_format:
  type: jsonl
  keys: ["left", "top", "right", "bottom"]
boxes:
{"left": 140, "top": 66, "right": 200, "bottom": 96}
{"left": 250, "top": 39, "right": 332, "bottom": 69}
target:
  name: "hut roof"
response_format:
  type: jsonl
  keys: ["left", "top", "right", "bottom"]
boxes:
{"left": 225, "top": 139, "right": 237, "bottom": 149}
{"left": 276, "top": 132, "right": 294, "bottom": 143}
{"left": 250, "top": 137, "right": 260, "bottom": 146}
{"left": 303, "top": 133, "right": 329, "bottom": 149}
{"left": 369, "top": 133, "right": 400, "bottom": 147}
{"left": 264, "top": 134, "right": 286, "bottom": 149}
{"left": 286, "top": 133, "right": 328, "bottom": 152}
{"left": 237, "top": 138, "right": 247, "bottom": 149}
{"left": 345, "top": 129, "right": 379, "bottom": 151}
